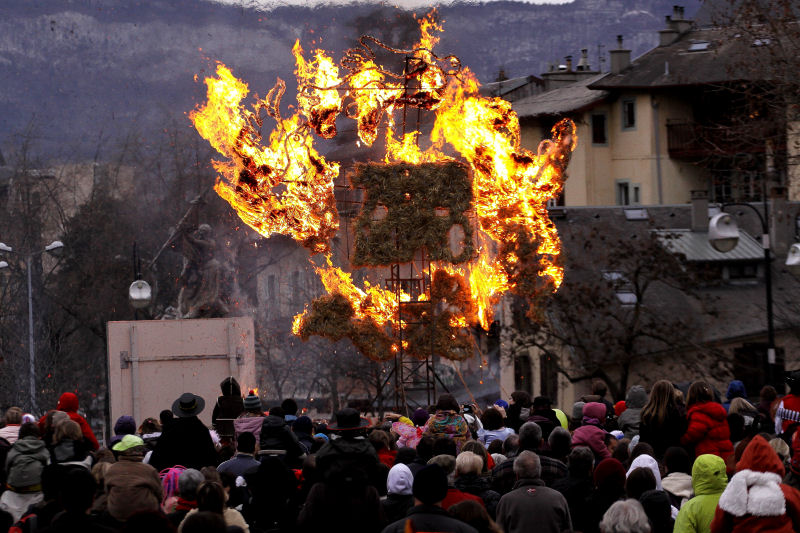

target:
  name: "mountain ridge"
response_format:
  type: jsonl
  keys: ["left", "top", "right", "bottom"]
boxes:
{"left": 0, "top": 0, "right": 699, "bottom": 157}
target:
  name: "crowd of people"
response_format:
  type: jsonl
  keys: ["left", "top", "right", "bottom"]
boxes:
{"left": 1, "top": 372, "right": 800, "bottom": 532}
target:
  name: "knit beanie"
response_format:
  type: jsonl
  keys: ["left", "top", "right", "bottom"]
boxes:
{"left": 114, "top": 415, "right": 137, "bottom": 436}
{"left": 243, "top": 390, "right": 261, "bottom": 411}
{"left": 412, "top": 464, "right": 448, "bottom": 505}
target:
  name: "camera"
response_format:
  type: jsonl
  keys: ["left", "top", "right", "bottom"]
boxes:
{"left": 462, "top": 404, "right": 473, "bottom": 414}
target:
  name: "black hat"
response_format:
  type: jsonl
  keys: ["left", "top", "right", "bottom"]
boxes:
{"left": 171, "top": 393, "right": 205, "bottom": 418}
{"left": 328, "top": 408, "right": 370, "bottom": 431}
{"left": 412, "top": 464, "right": 448, "bottom": 505}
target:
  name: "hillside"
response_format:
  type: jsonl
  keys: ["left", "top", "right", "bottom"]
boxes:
{"left": 0, "top": 0, "right": 699, "bottom": 157}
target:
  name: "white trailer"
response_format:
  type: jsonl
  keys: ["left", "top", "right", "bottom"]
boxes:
{"left": 107, "top": 317, "right": 256, "bottom": 428}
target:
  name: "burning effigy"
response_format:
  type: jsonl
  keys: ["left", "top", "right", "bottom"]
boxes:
{"left": 190, "top": 12, "right": 576, "bottom": 362}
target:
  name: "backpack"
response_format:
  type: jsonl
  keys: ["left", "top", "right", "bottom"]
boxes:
{"left": 9, "top": 513, "right": 38, "bottom": 533}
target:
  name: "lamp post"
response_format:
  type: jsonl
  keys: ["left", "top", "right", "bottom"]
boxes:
{"left": 0, "top": 240, "right": 65, "bottom": 414}
{"left": 708, "top": 202, "right": 779, "bottom": 383}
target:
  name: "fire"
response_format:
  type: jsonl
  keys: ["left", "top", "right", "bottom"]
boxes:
{"left": 192, "top": 12, "right": 576, "bottom": 361}
{"left": 190, "top": 64, "right": 339, "bottom": 254}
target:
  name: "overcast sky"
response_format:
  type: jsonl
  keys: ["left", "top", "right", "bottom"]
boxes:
{"left": 208, "top": 0, "right": 572, "bottom": 9}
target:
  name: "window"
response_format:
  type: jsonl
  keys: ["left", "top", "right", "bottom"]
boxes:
{"left": 616, "top": 180, "right": 641, "bottom": 206}
{"left": 622, "top": 99, "right": 636, "bottom": 130}
{"left": 591, "top": 113, "right": 607, "bottom": 144}
{"left": 616, "top": 180, "right": 630, "bottom": 205}
{"left": 603, "top": 270, "right": 638, "bottom": 307}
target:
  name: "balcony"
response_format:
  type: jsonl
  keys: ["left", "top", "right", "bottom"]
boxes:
{"left": 667, "top": 121, "right": 777, "bottom": 161}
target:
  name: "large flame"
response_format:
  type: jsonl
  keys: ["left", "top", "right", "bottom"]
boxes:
{"left": 192, "top": 12, "right": 576, "bottom": 361}
{"left": 190, "top": 64, "right": 340, "bottom": 254}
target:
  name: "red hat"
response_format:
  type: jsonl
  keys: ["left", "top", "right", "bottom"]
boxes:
{"left": 614, "top": 401, "right": 627, "bottom": 417}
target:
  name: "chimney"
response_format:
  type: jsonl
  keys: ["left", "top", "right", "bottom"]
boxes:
{"left": 671, "top": 5, "right": 692, "bottom": 34}
{"left": 660, "top": 15, "right": 679, "bottom": 46}
{"left": 577, "top": 48, "right": 591, "bottom": 71}
{"left": 691, "top": 190, "right": 709, "bottom": 232}
{"left": 495, "top": 67, "right": 508, "bottom": 82}
{"left": 565, "top": 55, "right": 573, "bottom": 72}
{"left": 609, "top": 35, "right": 631, "bottom": 74}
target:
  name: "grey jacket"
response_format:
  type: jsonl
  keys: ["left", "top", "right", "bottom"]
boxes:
{"left": 618, "top": 385, "right": 648, "bottom": 439}
{"left": 6, "top": 436, "right": 49, "bottom": 489}
{"left": 496, "top": 478, "right": 572, "bottom": 533}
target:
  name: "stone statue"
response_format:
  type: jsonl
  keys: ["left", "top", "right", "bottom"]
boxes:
{"left": 177, "top": 223, "right": 229, "bottom": 319}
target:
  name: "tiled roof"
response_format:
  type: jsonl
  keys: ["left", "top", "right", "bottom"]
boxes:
{"left": 513, "top": 73, "right": 608, "bottom": 118}
{"left": 589, "top": 24, "right": 783, "bottom": 90}
{"left": 654, "top": 228, "right": 764, "bottom": 261}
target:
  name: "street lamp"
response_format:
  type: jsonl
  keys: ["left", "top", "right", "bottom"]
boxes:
{"left": 708, "top": 204, "right": 779, "bottom": 382}
{"left": 0, "top": 240, "right": 65, "bottom": 414}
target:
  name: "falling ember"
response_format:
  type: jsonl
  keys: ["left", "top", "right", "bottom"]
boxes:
{"left": 191, "top": 11, "right": 576, "bottom": 361}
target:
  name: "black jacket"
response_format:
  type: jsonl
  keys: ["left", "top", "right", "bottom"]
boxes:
{"left": 381, "top": 493, "right": 414, "bottom": 523}
{"left": 381, "top": 504, "right": 479, "bottom": 533}
{"left": 315, "top": 436, "right": 382, "bottom": 490}
{"left": 260, "top": 415, "right": 305, "bottom": 465}
{"left": 638, "top": 405, "right": 688, "bottom": 460}
{"left": 149, "top": 415, "right": 217, "bottom": 472}
{"left": 454, "top": 474, "right": 501, "bottom": 519}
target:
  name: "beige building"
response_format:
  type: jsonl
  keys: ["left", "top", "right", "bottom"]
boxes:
{"left": 513, "top": 5, "right": 792, "bottom": 209}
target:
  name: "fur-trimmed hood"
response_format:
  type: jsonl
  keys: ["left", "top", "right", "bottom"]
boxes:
{"left": 718, "top": 436, "right": 786, "bottom": 517}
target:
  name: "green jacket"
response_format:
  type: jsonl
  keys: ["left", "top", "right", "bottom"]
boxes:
{"left": 674, "top": 454, "right": 728, "bottom": 533}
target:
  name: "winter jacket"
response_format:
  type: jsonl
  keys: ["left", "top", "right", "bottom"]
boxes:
{"left": 639, "top": 405, "right": 687, "bottom": 460}
{"left": 234, "top": 414, "right": 264, "bottom": 442}
{"left": 496, "top": 477, "right": 572, "bottom": 533}
{"left": 217, "top": 453, "right": 260, "bottom": 478}
{"left": 454, "top": 473, "right": 501, "bottom": 518}
{"left": 0, "top": 424, "right": 20, "bottom": 444}
{"left": 422, "top": 411, "right": 470, "bottom": 451}
{"left": 178, "top": 507, "right": 249, "bottom": 533}
{"left": 315, "top": 435, "right": 382, "bottom": 491}
{"left": 442, "top": 486, "right": 484, "bottom": 510}
{"left": 47, "top": 393, "right": 99, "bottom": 450}
{"left": 5, "top": 436, "right": 49, "bottom": 489}
{"left": 50, "top": 438, "right": 93, "bottom": 469}
{"left": 552, "top": 474, "right": 594, "bottom": 533}
{"left": 260, "top": 414, "right": 305, "bottom": 464}
{"left": 673, "top": 454, "right": 726, "bottom": 533}
{"left": 211, "top": 377, "right": 244, "bottom": 431}
{"left": 381, "top": 504, "right": 477, "bottom": 533}
{"left": 662, "top": 471, "right": 693, "bottom": 508}
{"left": 105, "top": 457, "right": 163, "bottom": 521}
{"left": 681, "top": 402, "right": 734, "bottom": 459}
{"left": 299, "top": 480, "right": 385, "bottom": 533}
{"left": 711, "top": 435, "right": 800, "bottom": 533}
{"left": 381, "top": 493, "right": 413, "bottom": 523}
{"left": 571, "top": 423, "right": 610, "bottom": 461}
{"left": 477, "top": 426, "right": 514, "bottom": 447}
{"left": 618, "top": 385, "right": 648, "bottom": 439}
{"left": 149, "top": 415, "right": 217, "bottom": 472}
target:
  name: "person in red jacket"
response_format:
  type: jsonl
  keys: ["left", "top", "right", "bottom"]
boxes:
{"left": 680, "top": 381, "right": 733, "bottom": 460}
{"left": 775, "top": 370, "right": 800, "bottom": 434}
{"left": 39, "top": 392, "right": 99, "bottom": 450}
{"left": 711, "top": 434, "right": 800, "bottom": 532}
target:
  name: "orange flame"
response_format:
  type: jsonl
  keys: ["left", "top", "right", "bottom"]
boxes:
{"left": 190, "top": 64, "right": 339, "bottom": 254}
{"left": 192, "top": 12, "right": 576, "bottom": 359}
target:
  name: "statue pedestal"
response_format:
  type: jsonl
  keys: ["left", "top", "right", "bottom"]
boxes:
{"left": 107, "top": 317, "right": 256, "bottom": 428}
